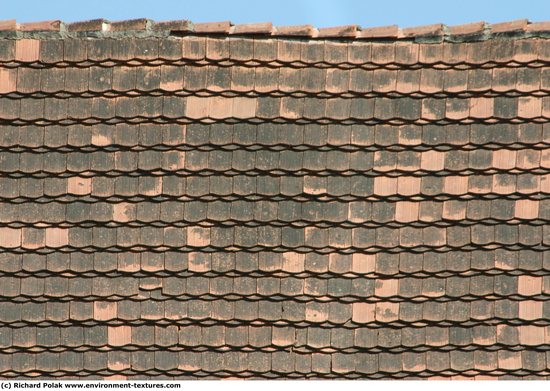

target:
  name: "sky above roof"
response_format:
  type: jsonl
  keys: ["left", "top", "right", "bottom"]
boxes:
{"left": 7, "top": 0, "right": 550, "bottom": 28}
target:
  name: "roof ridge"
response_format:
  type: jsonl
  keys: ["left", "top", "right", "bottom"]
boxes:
{"left": 1, "top": 18, "right": 549, "bottom": 42}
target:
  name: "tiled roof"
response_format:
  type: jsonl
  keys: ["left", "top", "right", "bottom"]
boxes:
{"left": 0, "top": 18, "right": 549, "bottom": 379}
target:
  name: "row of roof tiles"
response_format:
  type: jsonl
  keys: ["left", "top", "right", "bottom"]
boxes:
{"left": 1, "top": 200, "right": 548, "bottom": 224}
{"left": 0, "top": 226, "right": 549, "bottom": 249}
{"left": 0, "top": 297, "right": 547, "bottom": 324}
{"left": 2, "top": 69, "right": 549, "bottom": 95}
{"left": 1, "top": 250, "right": 547, "bottom": 276}
{"left": 1, "top": 19, "right": 550, "bottom": 40}
{"left": 2, "top": 37, "right": 547, "bottom": 67}
{"left": 1, "top": 274, "right": 548, "bottom": 299}
{"left": 2, "top": 97, "right": 549, "bottom": 122}
{"left": 0, "top": 178, "right": 548, "bottom": 202}
{"left": 1, "top": 350, "right": 549, "bottom": 378}
{"left": 2, "top": 123, "right": 548, "bottom": 147}
{"left": 1, "top": 324, "right": 549, "bottom": 350}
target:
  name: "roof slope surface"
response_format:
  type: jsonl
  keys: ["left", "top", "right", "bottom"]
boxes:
{"left": 0, "top": 19, "right": 549, "bottom": 379}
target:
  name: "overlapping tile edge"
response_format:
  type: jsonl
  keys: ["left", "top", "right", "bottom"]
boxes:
{"left": 0, "top": 19, "right": 549, "bottom": 380}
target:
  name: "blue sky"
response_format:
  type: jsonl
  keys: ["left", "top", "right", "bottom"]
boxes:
{"left": 5, "top": 0, "right": 550, "bottom": 28}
